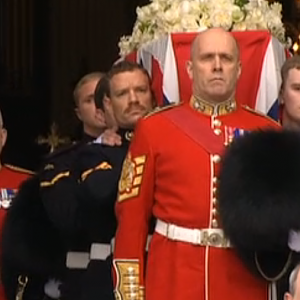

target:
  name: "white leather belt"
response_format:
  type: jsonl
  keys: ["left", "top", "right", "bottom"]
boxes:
{"left": 155, "top": 219, "right": 231, "bottom": 248}
{"left": 66, "top": 242, "right": 112, "bottom": 269}
{"left": 66, "top": 251, "right": 90, "bottom": 269}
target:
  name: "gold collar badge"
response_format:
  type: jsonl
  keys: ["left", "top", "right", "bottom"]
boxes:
{"left": 190, "top": 96, "right": 237, "bottom": 116}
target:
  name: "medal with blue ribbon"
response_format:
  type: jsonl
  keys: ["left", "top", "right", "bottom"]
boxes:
{"left": 0, "top": 188, "right": 17, "bottom": 209}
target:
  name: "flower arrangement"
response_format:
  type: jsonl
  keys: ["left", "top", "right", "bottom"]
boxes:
{"left": 119, "top": 0, "right": 287, "bottom": 56}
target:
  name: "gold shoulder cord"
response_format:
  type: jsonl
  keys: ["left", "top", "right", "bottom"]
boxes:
{"left": 255, "top": 251, "right": 292, "bottom": 282}
{"left": 242, "top": 105, "right": 280, "bottom": 126}
{"left": 15, "top": 275, "right": 28, "bottom": 300}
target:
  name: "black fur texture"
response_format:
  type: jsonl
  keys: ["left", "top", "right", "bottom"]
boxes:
{"left": 218, "top": 130, "right": 300, "bottom": 279}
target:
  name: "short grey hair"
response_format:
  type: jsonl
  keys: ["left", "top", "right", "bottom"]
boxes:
{"left": 289, "top": 264, "right": 300, "bottom": 296}
{"left": 73, "top": 72, "right": 105, "bottom": 106}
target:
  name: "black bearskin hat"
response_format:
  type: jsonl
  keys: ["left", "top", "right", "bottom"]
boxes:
{"left": 218, "top": 129, "right": 300, "bottom": 279}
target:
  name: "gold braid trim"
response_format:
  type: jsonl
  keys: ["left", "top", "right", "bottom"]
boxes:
{"left": 81, "top": 162, "right": 112, "bottom": 181}
{"left": 242, "top": 105, "right": 280, "bottom": 126}
{"left": 40, "top": 171, "right": 70, "bottom": 187}
{"left": 113, "top": 259, "right": 143, "bottom": 300}
{"left": 5, "top": 164, "right": 34, "bottom": 175}
{"left": 255, "top": 251, "right": 292, "bottom": 282}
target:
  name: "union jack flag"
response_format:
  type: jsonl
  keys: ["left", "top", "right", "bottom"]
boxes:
{"left": 126, "top": 31, "right": 287, "bottom": 120}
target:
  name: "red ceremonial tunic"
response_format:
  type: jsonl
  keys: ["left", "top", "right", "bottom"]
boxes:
{"left": 113, "top": 98, "right": 280, "bottom": 300}
{"left": 0, "top": 164, "right": 32, "bottom": 300}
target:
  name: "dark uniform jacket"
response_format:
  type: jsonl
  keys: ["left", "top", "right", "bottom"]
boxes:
{"left": 40, "top": 129, "right": 132, "bottom": 300}
{"left": 1, "top": 134, "right": 94, "bottom": 300}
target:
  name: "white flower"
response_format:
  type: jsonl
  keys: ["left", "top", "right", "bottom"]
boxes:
{"left": 232, "top": 6, "right": 245, "bottom": 23}
{"left": 118, "top": 36, "right": 132, "bottom": 57}
{"left": 136, "top": 6, "right": 152, "bottom": 22}
{"left": 189, "top": 1, "right": 203, "bottom": 14}
{"left": 210, "top": 10, "right": 232, "bottom": 31}
{"left": 232, "top": 21, "right": 247, "bottom": 31}
{"left": 245, "top": 8, "right": 267, "bottom": 29}
{"left": 164, "top": 8, "right": 181, "bottom": 25}
{"left": 150, "top": 2, "right": 161, "bottom": 13}
{"left": 180, "top": 0, "right": 192, "bottom": 14}
{"left": 181, "top": 16, "right": 200, "bottom": 31}
{"left": 199, "top": 16, "right": 210, "bottom": 29}
{"left": 136, "top": 7, "right": 146, "bottom": 21}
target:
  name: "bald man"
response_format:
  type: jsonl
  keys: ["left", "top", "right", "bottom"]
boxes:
{"left": 0, "top": 109, "right": 33, "bottom": 300}
{"left": 112, "top": 28, "right": 280, "bottom": 300}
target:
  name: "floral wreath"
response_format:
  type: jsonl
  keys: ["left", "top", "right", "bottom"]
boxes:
{"left": 119, "top": 0, "right": 289, "bottom": 57}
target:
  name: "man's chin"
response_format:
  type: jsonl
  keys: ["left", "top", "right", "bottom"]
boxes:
{"left": 208, "top": 88, "right": 229, "bottom": 97}
{"left": 95, "top": 122, "right": 106, "bottom": 129}
{"left": 127, "top": 114, "right": 144, "bottom": 127}
{"left": 209, "top": 85, "right": 226, "bottom": 92}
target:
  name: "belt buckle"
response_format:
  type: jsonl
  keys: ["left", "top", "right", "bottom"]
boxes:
{"left": 208, "top": 232, "right": 222, "bottom": 247}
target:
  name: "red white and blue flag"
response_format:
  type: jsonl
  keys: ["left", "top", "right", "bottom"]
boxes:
{"left": 126, "top": 31, "right": 287, "bottom": 120}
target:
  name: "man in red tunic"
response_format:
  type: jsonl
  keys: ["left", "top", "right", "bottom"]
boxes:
{"left": 0, "top": 109, "right": 32, "bottom": 300}
{"left": 112, "top": 28, "right": 280, "bottom": 300}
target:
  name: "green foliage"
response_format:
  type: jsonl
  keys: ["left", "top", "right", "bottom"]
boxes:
{"left": 234, "top": 0, "right": 249, "bottom": 8}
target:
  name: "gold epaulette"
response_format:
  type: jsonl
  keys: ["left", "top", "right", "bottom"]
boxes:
{"left": 242, "top": 105, "right": 280, "bottom": 126}
{"left": 144, "top": 102, "right": 182, "bottom": 119}
{"left": 4, "top": 164, "right": 35, "bottom": 175}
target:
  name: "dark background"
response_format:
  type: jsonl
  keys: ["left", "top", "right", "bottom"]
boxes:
{"left": 0, "top": 0, "right": 298, "bottom": 170}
